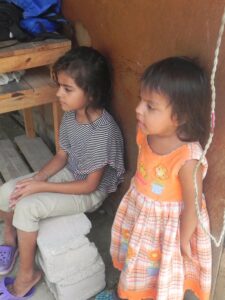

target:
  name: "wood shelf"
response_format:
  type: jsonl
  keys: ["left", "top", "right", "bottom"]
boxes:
{"left": 0, "top": 38, "right": 71, "bottom": 150}
{"left": 0, "top": 39, "right": 71, "bottom": 72}
{"left": 0, "top": 67, "right": 58, "bottom": 113}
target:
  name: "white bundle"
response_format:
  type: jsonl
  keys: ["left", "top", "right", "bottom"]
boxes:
{"left": 45, "top": 254, "right": 105, "bottom": 300}
{"left": 37, "top": 213, "right": 94, "bottom": 282}
{"left": 37, "top": 241, "right": 99, "bottom": 282}
{"left": 38, "top": 213, "right": 92, "bottom": 251}
{"left": 37, "top": 213, "right": 106, "bottom": 299}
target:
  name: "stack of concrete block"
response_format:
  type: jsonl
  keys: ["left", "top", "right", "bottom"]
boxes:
{"left": 36, "top": 214, "right": 106, "bottom": 300}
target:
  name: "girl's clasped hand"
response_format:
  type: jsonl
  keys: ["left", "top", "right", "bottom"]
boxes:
{"left": 9, "top": 177, "right": 43, "bottom": 208}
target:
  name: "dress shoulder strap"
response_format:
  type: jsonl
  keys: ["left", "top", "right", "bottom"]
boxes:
{"left": 176, "top": 142, "right": 208, "bottom": 179}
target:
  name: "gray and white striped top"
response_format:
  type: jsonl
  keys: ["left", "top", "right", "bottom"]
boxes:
{"left": 59, "top": 109, "right": 125, "bottom": 194}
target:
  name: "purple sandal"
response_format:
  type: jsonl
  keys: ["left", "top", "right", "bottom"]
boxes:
{"left": 0, "top": 246, "right": 18, "bottom": 275}
{"left": 0, "top": 277, "right": 35, "bottom": 299}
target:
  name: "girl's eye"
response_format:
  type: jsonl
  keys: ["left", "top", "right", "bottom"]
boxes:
{"left": 64, "top": 87, "right": 73, "bottom": 93}
{"left": 147, "top": 104, "right": 154, "bottom": 110}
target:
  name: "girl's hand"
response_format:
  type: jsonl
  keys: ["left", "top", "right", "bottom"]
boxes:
{"left": 9, "top": 179, "right": 45, "bottom": 208}
{"left": 180, "top": 241, "right": 192, "bottom": 260}
{"left": 180, "top": 241, "right": 198, "bottom": 264}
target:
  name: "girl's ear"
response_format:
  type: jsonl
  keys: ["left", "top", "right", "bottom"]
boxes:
{"left": 171, "top": 114, "right": 180, "bottom": 126}
{"left": 172, "top": 111, "right": 189, "bottom": 127}
{"left": 88, "top": 96, "right": 93, "bottom": 104}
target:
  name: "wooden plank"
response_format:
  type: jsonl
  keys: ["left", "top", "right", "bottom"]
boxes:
{"left": 0, "top": 39, "right": 71, "bottom": 58}
{"left": 0, "top": 114, "right": 24, "bottom": 140}
{"left": 0, "top": 139, "right": 30, "bottom": 181}
{"left": 0, "top": 40, "right": 71, "bottom": 73}
{"left": 0, "top": 48, "right": 70, "bottom": 73}
{"left": 23, "top": 108, "right": 35, "bottom": 138}
{"left": 0, "top": 86, "right": 57, "bottom": 113}
{"left": 14, "top": 135, "right": 53, "bottom": 171}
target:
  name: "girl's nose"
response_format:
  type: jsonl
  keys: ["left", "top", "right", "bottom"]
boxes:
{"left": 56, "top": 86, "right": 62, "bottom": 98}
{"left": 136, "top": 101, "right": 143, "bottom": 115}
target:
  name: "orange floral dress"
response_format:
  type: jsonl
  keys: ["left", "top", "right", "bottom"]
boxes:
{"left": 110, "top": 129, "right": 211, "bottom": 300}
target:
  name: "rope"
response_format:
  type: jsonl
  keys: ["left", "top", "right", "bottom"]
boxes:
{"left": 194, "top": 6, "right": 225, "bottom": 247}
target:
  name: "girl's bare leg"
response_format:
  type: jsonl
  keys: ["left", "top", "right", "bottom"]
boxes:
{"left": 10, "top": 230, "right": 41, "bottom": 297}
{"left": 0, "top": 210, "right": 17, "bottom": 246}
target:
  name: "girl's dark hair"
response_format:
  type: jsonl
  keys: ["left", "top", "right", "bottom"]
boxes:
{"left": 141, "top": 56, "right": 210, "bottom": 146}
{"left": 53, "top": 46, "right": 112, "bottom": 109}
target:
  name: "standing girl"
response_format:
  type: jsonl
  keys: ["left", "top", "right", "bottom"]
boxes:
{"left": 110, "top": 57, "right": 211, "bottom": 300}
{"left": 0, "top": 46, "right": 125, "bottom": 298}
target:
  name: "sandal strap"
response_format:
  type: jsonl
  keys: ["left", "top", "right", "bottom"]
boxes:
{"left": 0, "top": 277, "right": 35, "bottom": 299}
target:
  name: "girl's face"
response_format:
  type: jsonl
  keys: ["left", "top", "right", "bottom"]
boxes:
{"left": 56, "top": 71, "right": 89, "bottom": 112}
{"left": 136, "top": 89, "right": 178, "bottom": 137}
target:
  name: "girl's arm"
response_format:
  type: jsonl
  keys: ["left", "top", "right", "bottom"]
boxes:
{"left": 10, "top": 166, "right": 105, "bottom": 204}
{"left": 33, "top": 149, "right": 68, "bottom": 181}
{"left": 10, "top": 149, "right": 68, "bottom": 204}
{"left": 37, "top": 167, "right": 105, "bottom": 194}
{"left": 179, "top": 159, "right": 203, "bottom": 258}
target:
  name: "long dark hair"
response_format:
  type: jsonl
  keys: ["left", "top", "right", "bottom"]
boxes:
{"left": 141, "top": 56, "right": 210, "bottom": 146}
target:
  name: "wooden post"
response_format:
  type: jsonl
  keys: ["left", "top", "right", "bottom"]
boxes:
{"left": 23, "top": 108, "right": 35, "bottom": 138}
{"left": 52, "top": 101, "right": 62, "bottom": 152}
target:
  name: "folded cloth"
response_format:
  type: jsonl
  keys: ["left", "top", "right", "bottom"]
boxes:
{"left": 45, "top": 254, "right": 105, "bottom": 300}
{"left": 37, "top": 242, "right": 99, "bottom": 283}
{"left": 38, "top": 213, "right": 92, "bottom": 253}
{"left": 0, "top": 70, "right": 25, "bottom": 85}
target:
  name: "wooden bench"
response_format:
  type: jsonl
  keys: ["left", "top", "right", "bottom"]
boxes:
{"left": 0, "top": 39, "right": 71, "bottom": 151}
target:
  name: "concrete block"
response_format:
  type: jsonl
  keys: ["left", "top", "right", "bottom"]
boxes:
{"left": 45, "top": 254, "right": 105, "bottom": 300}
{"left": 37, "top": 242, "right": 99, "bottom": 282}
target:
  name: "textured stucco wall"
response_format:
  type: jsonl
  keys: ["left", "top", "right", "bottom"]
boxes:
{"left": 62, "top": 1, "right": 225, "bottom": 296}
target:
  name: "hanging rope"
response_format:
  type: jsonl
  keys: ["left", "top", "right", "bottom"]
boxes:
{"left": 193, "top": 6, "right": 225, "bottom": 247}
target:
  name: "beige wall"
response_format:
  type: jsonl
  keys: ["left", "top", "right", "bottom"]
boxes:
{"left": 62, "top": 1, "right": 225, "bottom": 296}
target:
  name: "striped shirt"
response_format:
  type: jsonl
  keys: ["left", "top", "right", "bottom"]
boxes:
{"left": 59, "top": 109, "right": 125, "bottom": 194}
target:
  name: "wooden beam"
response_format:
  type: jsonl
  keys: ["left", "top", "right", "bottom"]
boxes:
{"left": 23, "top": 108, "right": 36, "bottom": 138}
{"left": 0, "top": 87, "right": 58, "bottom": 113}
{"left": 0, "top": 39, "right": 71, "bottom": 58}
{"left": 0, "top": 39, "right": 71, "bottom": 73}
